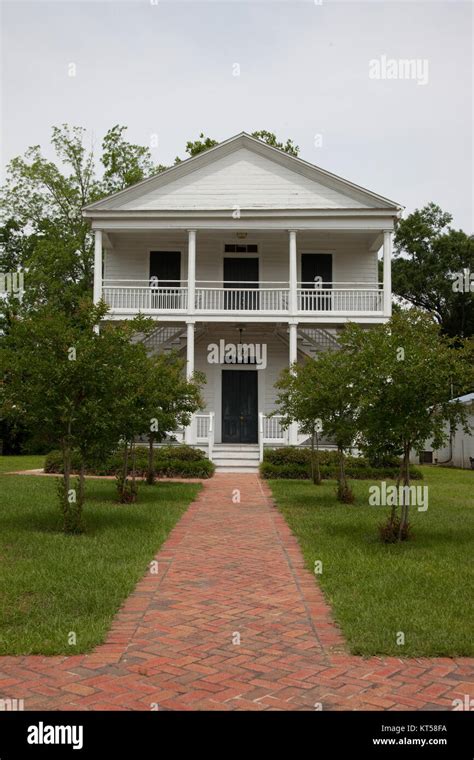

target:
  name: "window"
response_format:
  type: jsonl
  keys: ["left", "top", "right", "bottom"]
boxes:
{"left": 224, "top": 244, "right": 258, "bottom": 253}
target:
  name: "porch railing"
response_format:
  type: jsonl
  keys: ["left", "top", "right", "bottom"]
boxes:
{"left": 102, "top": 280, "right": 383, "bottom": 314}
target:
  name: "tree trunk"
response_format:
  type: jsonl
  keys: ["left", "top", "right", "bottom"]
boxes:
{"left": 77, "top": 460, "right": 85, "bottom": 531}
{"left": 131, "top": 442, "right": 137, "bottom": 491}
{"left": 390, "top": 460, "right": 404, "bottom": 527}
{"left": 310, "top": 428, "right": 321, "bottom": 485}
{"left": 315, "top": 431, "right": 321, "bottom": 485}
{"left": 61, "top": 440, "right": 71, "bottom": 500}
{"left": 147, "top": 435, "right": 155, "bottom": 485}
{"left": 338, "top": 447, "right": 346, "bottom": 490}
{"left": 118, "top": 441, "right": 130, "bottom": 501}
{"left": 398, "top": 443, "right": 411, "bottom": 541}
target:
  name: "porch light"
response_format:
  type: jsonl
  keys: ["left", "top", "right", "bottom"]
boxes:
{"left": 236, "top": 232, "right": 247, "bottom": 239}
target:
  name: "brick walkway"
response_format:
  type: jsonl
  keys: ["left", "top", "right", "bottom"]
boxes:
{"left": 0, "top": 474, "right": 472, "bottom": 711}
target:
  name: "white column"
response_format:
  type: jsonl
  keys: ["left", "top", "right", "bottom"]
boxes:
{"left": 186, "top": 321, "right": 195, "bottom": 380}
{"left": 288, "top": 321, "right": 298, "bottom": 445}
{"left": 184, "top": 321, "right": 195, "bottom": 444}
{"left": 187, "top": 229, "right": 196, "bottom": 314}
{"left": 93, "top": 229, "right": 103, "bottom": 304}
{"left": 289, "top": 229, "right": 297, "bottom": 315}
{"left": 383, "top": 230, "right": 392, "bottom": 317}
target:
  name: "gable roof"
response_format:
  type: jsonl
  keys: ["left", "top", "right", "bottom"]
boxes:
{"left": 83, "top": 132, "right": 402, "bottom": 216}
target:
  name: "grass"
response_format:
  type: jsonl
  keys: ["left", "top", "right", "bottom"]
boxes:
{"left": 0, "top": 454, "right": 45, "bottom": 472}
{"left": 269, "top": 467, "right": 474, "bottom": 657}
{"left": 0, "top": 459, "right": 200, "bottom": 655}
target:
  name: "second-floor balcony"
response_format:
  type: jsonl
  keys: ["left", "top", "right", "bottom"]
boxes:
{"left": 102, "top": 279, "right": 384, "bottom": 316}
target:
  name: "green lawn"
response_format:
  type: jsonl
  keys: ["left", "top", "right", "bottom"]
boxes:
{"left": 269, "top": 467, "right": 474, "bottom": 657}
{"left": 0, "top": 460, "right": 200, "bottom": 655}
{"left": 0, "top": 454, "right": 45, "bottom": 472}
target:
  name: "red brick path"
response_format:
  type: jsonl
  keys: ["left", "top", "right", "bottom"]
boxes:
{"left": 0, "top": 475, "right": 472, "bottom": 711}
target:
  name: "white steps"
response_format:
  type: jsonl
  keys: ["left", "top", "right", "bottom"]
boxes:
{"left": 212, "top": 444, "right": 260, "bottom": 473}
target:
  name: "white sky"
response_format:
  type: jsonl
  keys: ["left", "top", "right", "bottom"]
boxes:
{"left": 1, "top": 0, "right": 472, "bottom": 228}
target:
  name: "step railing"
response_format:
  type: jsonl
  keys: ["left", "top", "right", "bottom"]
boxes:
{"left": 259, "top": 413, "right": 288, "bottom": 461}
{"left": 195, "top": 412, "right": 215, "bottom": 461}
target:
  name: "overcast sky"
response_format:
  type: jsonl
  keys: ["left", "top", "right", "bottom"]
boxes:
{"left": 1, "top": 0, "right": 472, "bottom": 228}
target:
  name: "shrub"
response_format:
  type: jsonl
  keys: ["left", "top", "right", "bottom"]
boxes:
{"left": 260, "top": 462, "right": 310, "bottom": 480}
{"left": 378, "top": 516, "right": 412, "bottom": 543}
{"left": 262, "top": 447, "right": 403, "bottom": 469}
{"left": 336, "top": 482, "right": 355, "bottom": 504}
{"left": 259, "top": 456, "right": 423, "bottom": 481}
{"left": 44, "top": 445, "right": 214, "bottom": 479}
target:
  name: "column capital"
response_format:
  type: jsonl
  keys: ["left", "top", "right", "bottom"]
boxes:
{"left": 185, "top": 318, "right": 196, "bottom": 326}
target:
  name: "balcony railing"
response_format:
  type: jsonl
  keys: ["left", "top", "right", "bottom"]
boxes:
{"left": 196, "top": 281, "right": 289, "bottom": 312}
{"left": 103, "top": 280, "right": 188, "bottom": 312}
{"left": 102, "top": 280, "right": 383, "bottom": 315}
{"left": 298, "top": 282, "right": 383, "bottom": 313}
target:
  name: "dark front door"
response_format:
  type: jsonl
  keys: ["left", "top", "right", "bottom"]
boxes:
{"left": 222, "top": 370, "right": 258, "bottom": 443}
{"left": 149, "top": 251, "right": 181, "bottom": 308}
{"left": 301, "top": 253, "right": 333, "bottom": 311}
{"left": 223, "top": 257, "right": 259, "bottom": 310}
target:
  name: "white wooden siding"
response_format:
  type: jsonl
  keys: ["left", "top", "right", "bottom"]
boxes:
{"left": 113, "top": 148, "right": 375, "bottom": 211}
{"left": 104, "top": 231, "right": 378, "bottom": 285}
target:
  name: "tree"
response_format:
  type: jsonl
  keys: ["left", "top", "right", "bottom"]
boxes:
{"left": 275, "top": 350, "right": 359, "bottom": 501}
{"left": 101, "top": 125, "right": 157, "bottom": 194}
{"left": 176, "top": 132, "right": 219, "bottom": 162}
{"left": 142, "top": 353, "right": 204, "bottom": 485}
{"left": 392, "top": 203, "right": 474, "bottom": 337}
{"left": 0, "top": 124, "right": 164, "bottom": 320}
{"left": 342, "top": 311, "right": 473, "bottom": 539}
{"left": 1, "top": 301, "right": 154, "bottom": 530}
{"left": 272, "top": 364, "right": 323, "bottom": 486}
{"left": 251, "top": 130, "right": 299, "bottom": 156}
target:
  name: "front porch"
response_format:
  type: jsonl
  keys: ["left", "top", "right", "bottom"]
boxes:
{"left": 145, "top": 321, "right": 338, "bottom": 471}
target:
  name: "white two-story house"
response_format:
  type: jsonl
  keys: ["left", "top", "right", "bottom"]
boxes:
{"left": 83, "top": 133, "right": 401, "bottom": 471}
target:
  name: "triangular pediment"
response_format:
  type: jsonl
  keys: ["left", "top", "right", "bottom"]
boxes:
{"left": 84, "top": 133, "right": 400, "bottom": 214}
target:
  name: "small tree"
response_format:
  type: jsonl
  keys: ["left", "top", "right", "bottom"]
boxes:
{"left": 275, "top": 350, "right": 360, "bottom": 500}
{"left": 1, "top": 302, "right": 154, "bottom": 529}
{"left": 142, "top": 353, "right": 205, "bottom": 485}
{"left": 273, "top": 367, "right": 322, "bottom": 486}
{"left": 342, "top": 311, "right": 473, "bottom": 539}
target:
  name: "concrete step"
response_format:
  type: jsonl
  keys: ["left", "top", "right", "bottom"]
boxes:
{"left": 214, "top": 466, "right": 259, "bottom": 473}
{"left": 213, "top": 444, "right": 259, "bottom": 451}
{"left": 212, "top": 451, "right": 260, "bottom": 462}
{"left": 212, "top": 444, "right": 260, "bottom": 472}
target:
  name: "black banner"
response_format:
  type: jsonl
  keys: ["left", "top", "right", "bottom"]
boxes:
{"left": 0, "top": 710, "right": 472, "bottom": 758}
